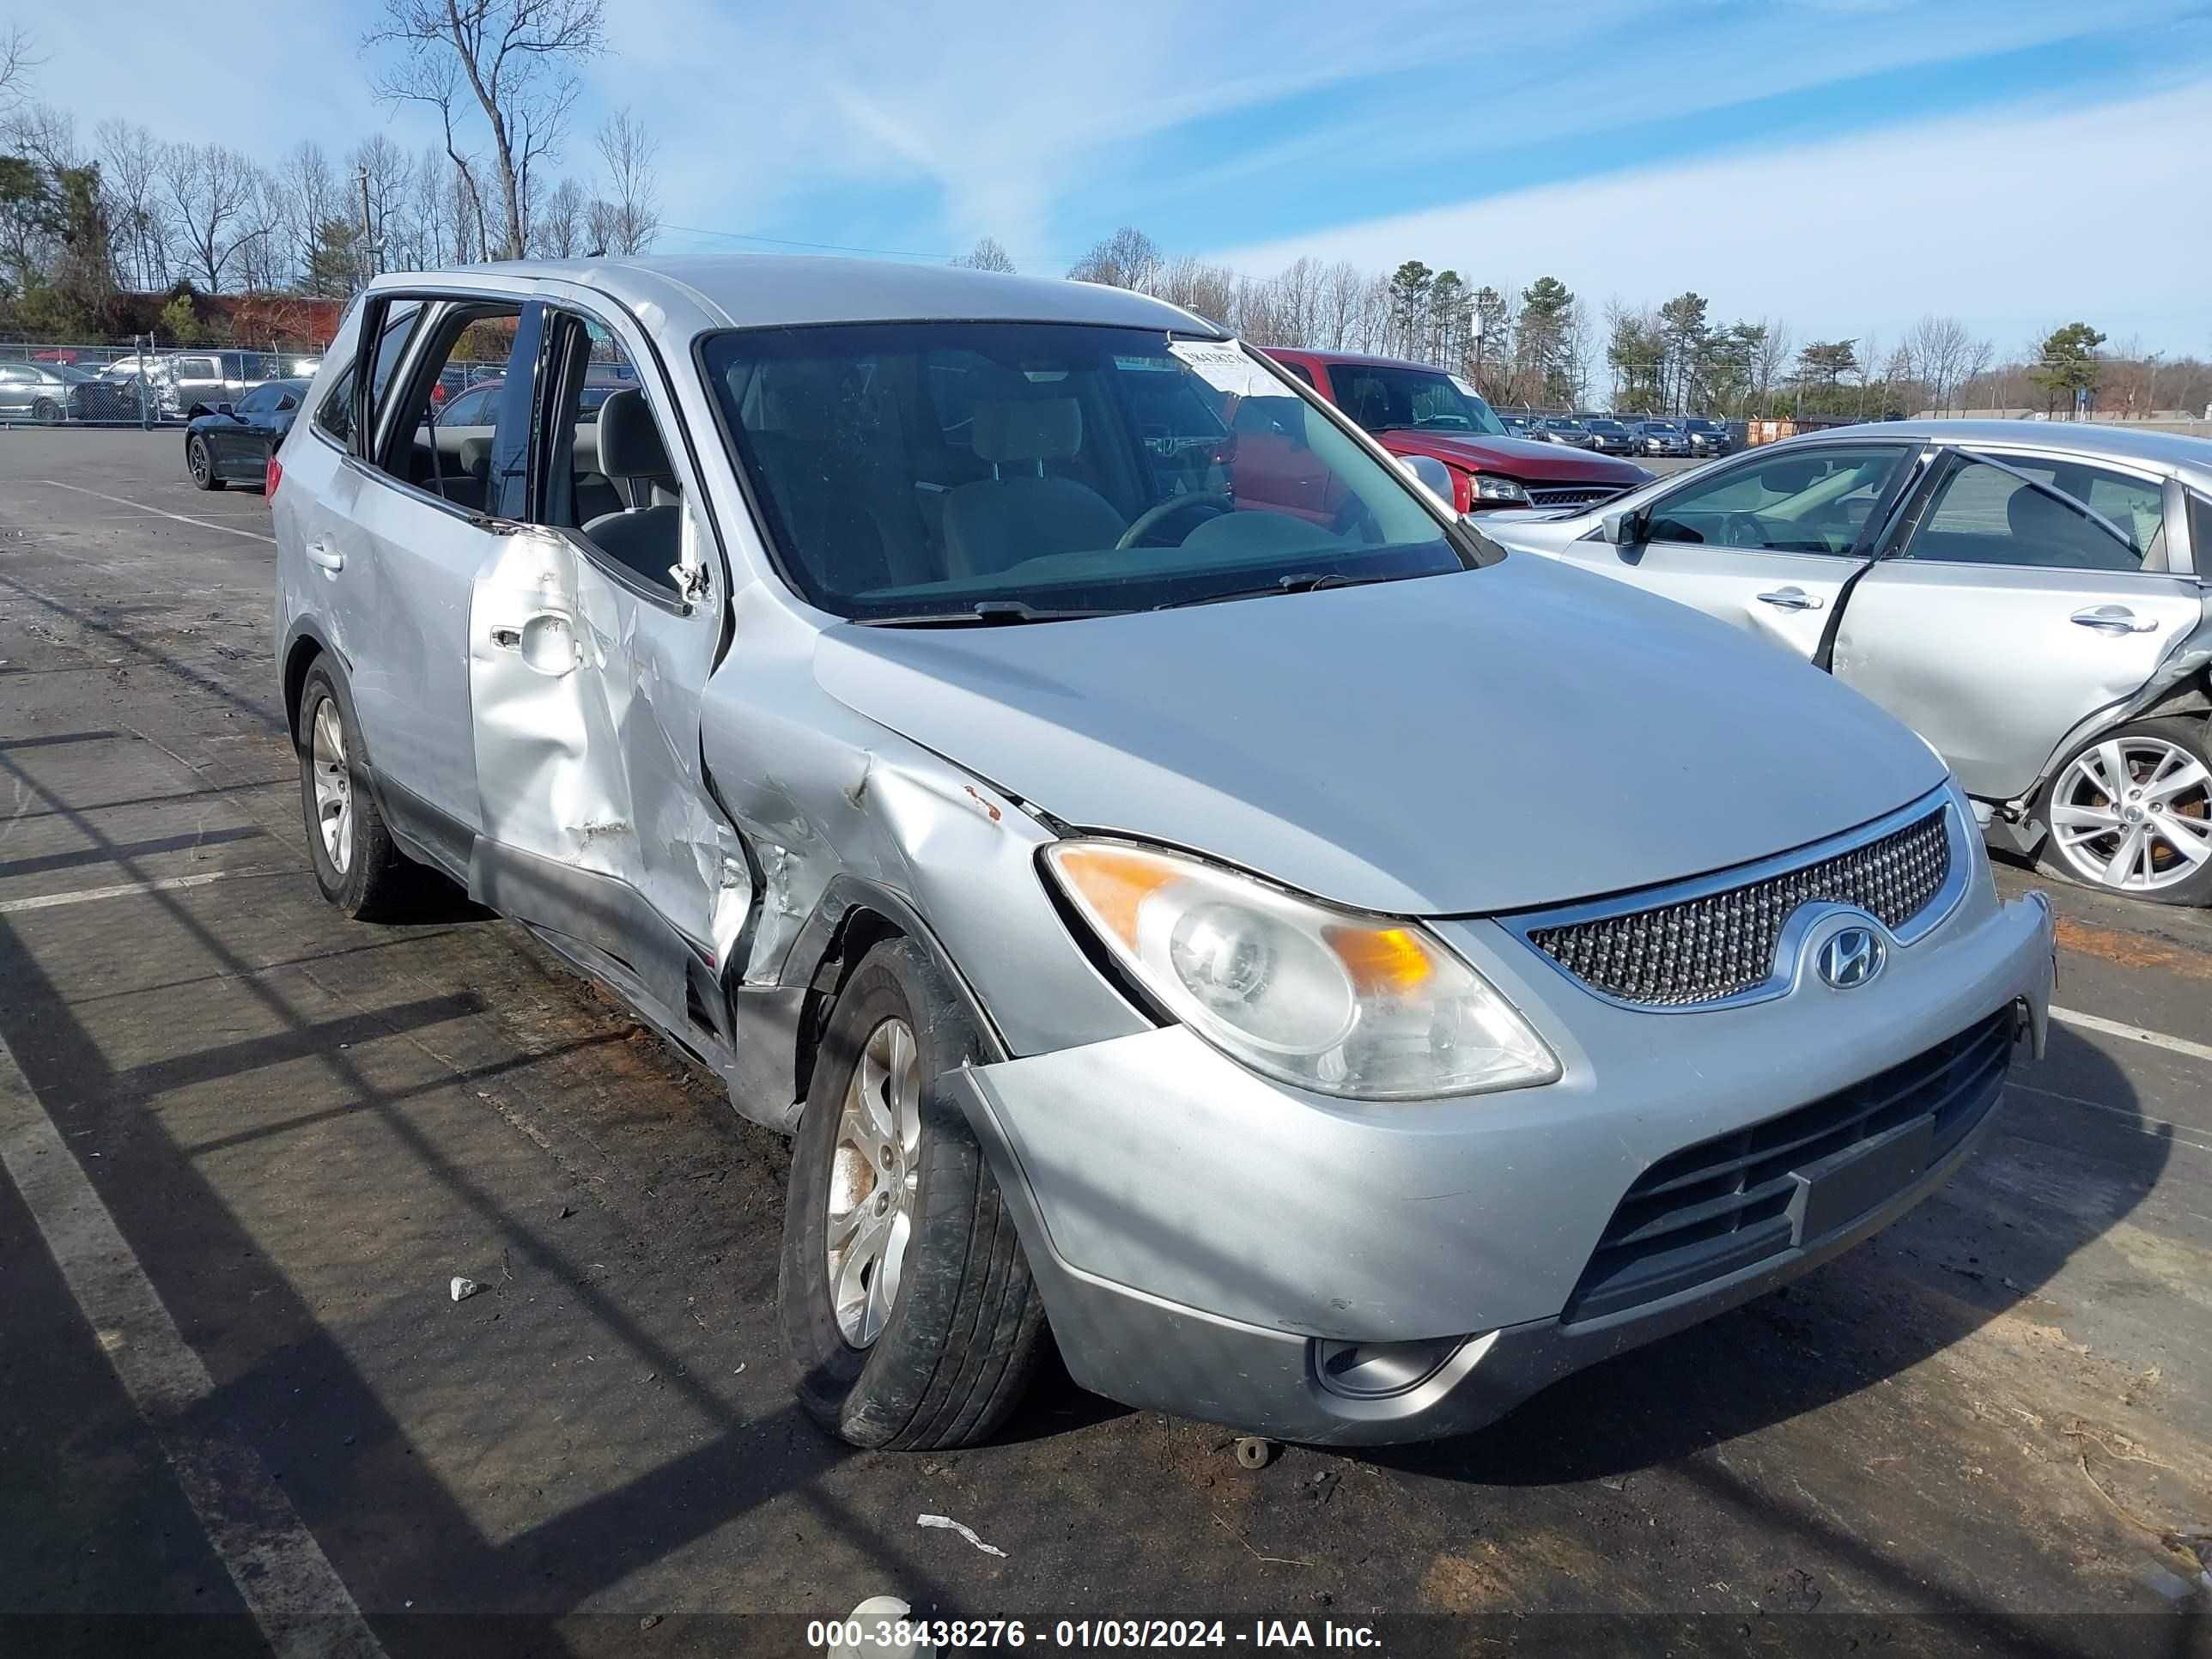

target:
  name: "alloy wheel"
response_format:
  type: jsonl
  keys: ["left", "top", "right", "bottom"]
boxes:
{"left": 189, "top": 437, "right": 210, "bottom": 485}
{"left": 824, "top": 1017, "right": 923, "bottom": 1347}
{"left": 310, "top": 698, "right": 354, "bottom": 876}
{"left": 2049, "top": 736, "right": 2212, "bottom": 892}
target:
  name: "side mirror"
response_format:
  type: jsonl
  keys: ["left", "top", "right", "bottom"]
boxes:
{"left": 1598, "top": 507, "right": 1641, "bottom": 544}
{"left": 216, "top": 402, "right": 234, "bottom": 417}
{"left": 1394, "top": 453, "right": 1456, "bottom": 507}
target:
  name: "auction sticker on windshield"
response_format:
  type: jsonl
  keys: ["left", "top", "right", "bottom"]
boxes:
{"left": 1168, "top": 338, "right": 1274, "bottom": 397}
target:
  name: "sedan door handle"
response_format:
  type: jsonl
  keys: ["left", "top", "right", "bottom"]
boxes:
{"left": 304, "top": 538, "right": 343, "bottom": 572}
{"left": 2071, "top": 605, "right": 2157, "bottom": 635}
{"left": 1755, "top": 586, "right": 1823, "bottom": 611}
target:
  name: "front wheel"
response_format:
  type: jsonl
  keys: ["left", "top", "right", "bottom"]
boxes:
{"left": 32, "top": 398, "right": 58, "bottom": 424}
{"left": 187, "top": 434, "right": 222, "bottom": 490}
{"left": 2038, "top": 717, "right": 2212, "bottom": 905}
{"left": 778, "top": 938, "right": 1047, "bottom": 1449}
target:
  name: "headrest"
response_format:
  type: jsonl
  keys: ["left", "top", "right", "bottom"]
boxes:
{"left": 973, "top": 398, "right": 1082, "bottom": 465}
{"left": 595, "top": 388, "right": 673, "bottom": 481}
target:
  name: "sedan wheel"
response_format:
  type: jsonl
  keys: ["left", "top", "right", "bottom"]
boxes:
{"left": 2045, "top": 724, "right": 2212, "bottom": 901}
{"left": 187, "top": 434, "right": 222, "bottom": 490}
{"left": 32, "top": 398, "right": 58, "bottom": 424}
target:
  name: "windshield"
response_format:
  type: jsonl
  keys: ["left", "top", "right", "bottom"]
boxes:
{"left": 1587, "top": 419, "right": 1626, "bottom": 434}
{"left": 1327, "top": 362, "right": 1508, "bottom": 437}
{"left": 702, "top": 322, "right": 1468, "bottom": 622}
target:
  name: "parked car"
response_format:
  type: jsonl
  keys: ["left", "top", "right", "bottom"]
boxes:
{"left": 185, "top": 379, "right": 309, "bottom": 490}
{"left": 1263, "top": 349, "right": 1647, "bottom": 512}
{"left": 275, "top": 259, "right": 2054, "bottom": 1449}
{"left": 1482, "top": 421, "right": 2212, "bottom": 903}
{"left": 1685, "top": 416, "right": 1732, "bottom": 456}
{"left": 1583, "top": 416, "right": 1637, "bottom": 456}
{"left": 68, "top": 375, "right": 155, "bottom": 423}
{"left": 1633, "top": 420, "right": 1691, "bottom": 457}
{"left": 0, "top": 361, "right": 94, "bottom": 422}
{"left": 101, "top": 350, "right": 279, "bottom": 421}
{"left": 1534, "top": 416, "right": 1600, "bottom": 450}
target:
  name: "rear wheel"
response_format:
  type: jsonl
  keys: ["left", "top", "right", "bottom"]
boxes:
{"left": 187, "top": 434, "right": 222, "bottom": 490}
{"left": 778, "top": 938, "right": 1047, "bottom": 1449}
{"left": 2038, "top": 717, "right": 2212, "bottom": 905}
{"left": 296, "top": 660, "right": 416, "bottom": 920}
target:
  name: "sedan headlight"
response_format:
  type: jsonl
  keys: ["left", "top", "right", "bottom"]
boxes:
{"left": 1468, "top": 473, "right": 1530, "bottom": 505}
{"left": 1043, "top": 841, "right": 1559, "bottom": 1100}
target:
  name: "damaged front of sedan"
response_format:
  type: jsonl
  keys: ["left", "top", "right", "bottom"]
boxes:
{"left": 276, "top": 255, "right": 2057, "bottom": 1452}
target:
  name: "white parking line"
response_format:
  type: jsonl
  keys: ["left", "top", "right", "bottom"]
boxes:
{"left": 2008, "top": 1079, "right": 2212, "bottom": 1155}
{"left": 0, "top": 1030, "right": 386, "bottom": 1658}
{"left": 37, "top": 480, "right": 276, "bottom": 544}
{"left": 0, "top": 869, "right": 290, "bottom": 915}
{"left": 2051, "top": 1004, "right": 2212, "bottom": 1066}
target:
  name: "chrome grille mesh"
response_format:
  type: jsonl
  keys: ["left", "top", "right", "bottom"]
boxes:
{"left": 1528, "top": 808, "right": 1952, "bottom": 1007}
{"left": 1526, "top": 483, "right": 1624, "bottom": 508}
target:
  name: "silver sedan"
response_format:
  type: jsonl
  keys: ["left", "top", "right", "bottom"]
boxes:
{"left": 1481, "top": 421, "right": 2212, "bottom": 903}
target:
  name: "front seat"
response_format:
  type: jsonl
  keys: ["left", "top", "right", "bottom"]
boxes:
{"left": 942, "top": 398, "right": 1127, "bottom": 578}
{"left": 583, "top": 389, "right": 683, "bottom": 582}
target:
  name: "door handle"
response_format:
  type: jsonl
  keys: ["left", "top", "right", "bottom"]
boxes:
{"left": 2070, "top": 605, "right": 2157, "bottom": 635}
{"left": 304, "top": 538, "right": 343, "bottom": 572}
{"left": 1755, "top": 586, "right": 1823, "bottom": 611}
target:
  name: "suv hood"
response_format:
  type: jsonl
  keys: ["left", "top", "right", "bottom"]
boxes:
{"left": 813, "top": 558, "right": 1945, "bottom": 916}
{"left": 1378, "top": 429, "right": 1650, "bottom": 485}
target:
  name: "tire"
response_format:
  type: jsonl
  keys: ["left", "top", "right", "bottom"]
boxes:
{"left": 778, "top": 937, "right": 1047, "bottom": 1449}
{"left": 32, "top": 398, "right": 58, "bottom": 425}
{"left": 2036, "top": 715, "right": 2212, "bottom": 907}
{"left": 295, "top": 659, "right": 417, "bottom": 921}
{"left": 187, "top": 434, "right": 222, "bottom": 490}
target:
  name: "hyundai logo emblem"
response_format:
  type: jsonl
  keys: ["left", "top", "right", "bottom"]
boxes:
{"left": 1818, "top": 927, "right": 1886, "bottom": 989}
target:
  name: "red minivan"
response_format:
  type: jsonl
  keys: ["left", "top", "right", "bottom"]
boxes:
{"left": 1262, "top": 348, "right": 1649, "bottom": 515}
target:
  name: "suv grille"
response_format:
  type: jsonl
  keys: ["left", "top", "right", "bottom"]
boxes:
{"left": 1528, "top": 807, "right": 1951, "bottom": 1008}
{"left": 1565, "top": 1009, "right": 2012, "bottom": 1322}
{"left": 1525, "top": 483, "right": 1624, "bottom": 508}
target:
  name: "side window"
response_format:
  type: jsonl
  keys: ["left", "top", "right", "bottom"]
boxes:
{"left": 1901, "top": 455, "right": 2158, "bottom": 574}
{"left": 315, "top": 367, "right": 357, "bottom": 443}
{"left": 1278, "top": 360, "right": 1316, "bottom": 389}
{"left": 1647, "top": 445, "right": 1907, "bottom": 555}
{"left": 373, "top": 303, "right": 527, "bottom": 514}
{"left": 315, "top": 301, "right": 422, "bottom": 448}
{"left": 532, "top": 314, "right": 686, "bottom": 591}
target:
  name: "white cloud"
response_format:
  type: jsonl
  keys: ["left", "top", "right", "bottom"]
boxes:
{"left": 1208, "top": 76, "right": 2212, "bottom": 352}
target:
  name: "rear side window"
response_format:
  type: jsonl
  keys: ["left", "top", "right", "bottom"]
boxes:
{"left": 2191, "top": 492, "right": 2212, "bottom": 573}
{"left": 313, "top": 301, "right": 422, "bottom": 449}
{"left": 1904, "top": 455, "right": 2160, "bottom": 573}
{"left": 315, "top": 367, "right": 356, "bottom": 444}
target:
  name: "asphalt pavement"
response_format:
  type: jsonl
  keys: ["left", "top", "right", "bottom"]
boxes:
{"left": 2, "top": 430, "right": 2209, "bottom": 1658}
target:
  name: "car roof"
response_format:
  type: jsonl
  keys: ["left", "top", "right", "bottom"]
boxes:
{"left": 1797, "top": 418, "right": 2212, "bottom": 485}
{"left": 1266, "top": 346, "right": 1459, "bottom": 375}
{"left": 370, "top": 253, "right": 1224, "bottom": 339}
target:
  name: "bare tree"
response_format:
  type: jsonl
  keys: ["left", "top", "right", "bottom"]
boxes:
{"left": 591, "top": 106, "right": 659, "bottom": 254}
{"left": 97, "top": 118, "right": 171, "bottom": 289}
{"left": 273, "top": 142, "right": 337, "bottom": 288}
{"left": 1067, "top": 226, "right": 1161, "bottom": 291}
{"left": 950, "top": 235, "right": 1015, "bottom": 273}
{"left": 162, "top": 143, "right": 271, "bottom": 292}
{"left": 365, "top": 0, "right": 606, "bottom": 261}
{"left": 0, "top": 23, "right": 41, "bottom": 107}
{"left": 349, "top": 134, "right": 414, "bottom": 279}
{"left": 1752, "top": 316, "right": 1791, "bottom": 416}
{"left": 533, "top": 176, "right": 586, "bottom": 256}
{"left": 4, "top": 100, "right": 80, "bottom": 171}
{"left": 1905, "top": 313, "right": 1978, "bottom": 416}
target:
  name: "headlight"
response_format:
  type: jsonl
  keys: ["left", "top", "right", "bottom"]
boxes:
{"left": 1468, "top": 473, "right": 1530, "bottom": 505}
{"left": 1042, "top": 841, "right": 1559, "bottom": 1100}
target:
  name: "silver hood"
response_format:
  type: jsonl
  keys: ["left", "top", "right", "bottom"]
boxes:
{"left": 812, "top": 556, "right": 1947, "bottom": 916}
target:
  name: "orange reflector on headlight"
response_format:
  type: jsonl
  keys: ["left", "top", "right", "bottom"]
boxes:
{"left": 1048, "top": 843, "right": 1181, "bottom": 951}
{"left": 1324, "top": 924, "right": 1435, "bottom": 994}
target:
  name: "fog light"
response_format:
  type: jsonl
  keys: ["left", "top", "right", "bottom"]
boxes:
{"left": 1313, "top": 1335, "right": 1463, "bottom": 1399}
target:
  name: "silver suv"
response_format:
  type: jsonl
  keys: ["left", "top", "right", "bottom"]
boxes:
{"left": 274, "top": 258, "right": 2055, "bottom": 1449}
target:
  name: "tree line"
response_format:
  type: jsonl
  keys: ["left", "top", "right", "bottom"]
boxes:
{"left": 0, "top": 3, "right": 656, "bottom": 343}
{"left": 1011, "top": 226, "right": 2208, "bottom": 422}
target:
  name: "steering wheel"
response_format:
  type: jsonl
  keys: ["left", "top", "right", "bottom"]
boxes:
{"left": 1115, "top": 491, "right": 1234, "bottom": 550}
{"left": 1721, "top": 511, "right": 1768, "bottom": 549}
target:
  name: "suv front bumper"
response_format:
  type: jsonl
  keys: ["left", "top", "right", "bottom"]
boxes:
{"left": 945, "top": 885, "right": 2054, "bottom": 1444}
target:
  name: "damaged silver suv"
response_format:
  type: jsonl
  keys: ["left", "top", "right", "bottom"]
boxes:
{"left": 273, "top": 258, "right": 2057, "bottom": 1449}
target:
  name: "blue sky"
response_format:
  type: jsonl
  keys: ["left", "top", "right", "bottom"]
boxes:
{"left": 36, "top": 0, "right": 2212, "bottom": 352}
